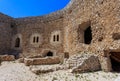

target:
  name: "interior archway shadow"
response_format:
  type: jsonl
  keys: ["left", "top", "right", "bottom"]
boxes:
{"left": 46, "top": 51, "right": 53, "bottom": 56}
{"left": 110, "top": 52, "right": 120, "bottom": 72}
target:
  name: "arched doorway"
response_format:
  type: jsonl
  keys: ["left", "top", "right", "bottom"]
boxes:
{"left": 15, "top": 37, "right": 20, "bottom": 48}
{"left": 46, "top": 51, "right": 53, "bottom": 56}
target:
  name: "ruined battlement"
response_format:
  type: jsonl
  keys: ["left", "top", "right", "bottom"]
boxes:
{"left": 0, "top": 12, "right": 13, "bottom": 23}
{"left": 14, "top": 0, "right": 75, "bottom": 24}
{"left": 0, "top": 0, "right": 77, "bottom": 24}
{"left": 15, "top": 10, "right": 64, "bottom": 24}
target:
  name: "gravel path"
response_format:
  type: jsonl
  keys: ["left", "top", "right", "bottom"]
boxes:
{"left": 0, "top": 61, "right": 119, "bottom": 81}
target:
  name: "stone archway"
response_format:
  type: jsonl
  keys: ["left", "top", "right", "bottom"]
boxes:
{"left": 12, "top": 34, "right": 22, "bottom": 49}
{"left": 41, "top": 49, "right": 56, "bottom": 57}
{"left": 15, "top": 37, "right": 20, "bottom": 48}
{"left": 46, "top": 51, "right": 53, "bottom": 56}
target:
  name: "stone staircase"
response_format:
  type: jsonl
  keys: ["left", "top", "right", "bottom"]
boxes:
{"left": 63, "top": 53, "right": 101, "bottom": 73}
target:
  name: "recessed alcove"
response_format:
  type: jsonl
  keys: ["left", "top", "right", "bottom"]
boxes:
{"left": 110, "top": 52, "right": 120, "bottom": 72}
{"left": 77, "top": 21, "right": 92, "bottom": 44}
{"left": 46, "top": 51, "right": 53, "bottom": 56}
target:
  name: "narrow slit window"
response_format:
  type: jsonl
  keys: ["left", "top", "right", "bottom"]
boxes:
{"left": 36, "top": 37, "right": 39, "bottom": 43}
{"left": 33, "top": 37, "right": 36, "bottom": 43}
{"left": 57, "top": 35, "right": 59, "bottom": 41}
{"left": 53, "top": 35, "right": 56, "bottom": 41}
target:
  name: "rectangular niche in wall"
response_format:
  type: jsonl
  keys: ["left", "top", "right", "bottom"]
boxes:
{"left": 78, "top": 21, "right": 92, "bottom": 44}
{"left": 112, "top": 33, "right": 120, "bottom": 40}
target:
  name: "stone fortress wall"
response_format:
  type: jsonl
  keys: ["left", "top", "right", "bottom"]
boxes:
{"left": 0, "top": 13, "right": 13, "bottom": 54}
{"left": 14, "top": 12, "right": 65, "bottom": 57}
{"left": 65, "top": 0, "right": 120, "bottom": 55}
{"left": 0, "top": 0, "right": 120, "bottom": 71}
{"left": 63, "top": 0, "right": 120, "bottom": 71}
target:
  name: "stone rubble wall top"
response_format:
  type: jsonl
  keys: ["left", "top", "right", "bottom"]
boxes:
{"left": 14, "top": 10, "right": 65, "bottom": 24}
{"left": 0, "top": 0, "right": 76, "bottom": 24}
{"left": 14, "top": 0, "right": 76, "bottom": 24}
{"left": 0, "top": 12, "right": 13, "bottom": 23}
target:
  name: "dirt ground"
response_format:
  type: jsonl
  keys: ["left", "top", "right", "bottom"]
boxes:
{"left": 0, "top": 61, "right": 119, "bottom": 81}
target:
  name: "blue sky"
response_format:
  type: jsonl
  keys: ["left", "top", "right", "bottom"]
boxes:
{"left": 0, "top": 0, "right": 70, "bottom": 18}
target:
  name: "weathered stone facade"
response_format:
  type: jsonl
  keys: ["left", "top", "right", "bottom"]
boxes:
{"left": 0, "top": 13, "right": 13, "bottom": 54}
{"left": 0, "top": 0, "right": 120, "bottom": 71}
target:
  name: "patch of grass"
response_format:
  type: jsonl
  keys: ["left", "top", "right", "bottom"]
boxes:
{"left": 75, "top": 74, "right": 79, "bottom": 78}
{"left": 52, "top": 77, "right": 58, "bottom": 81}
